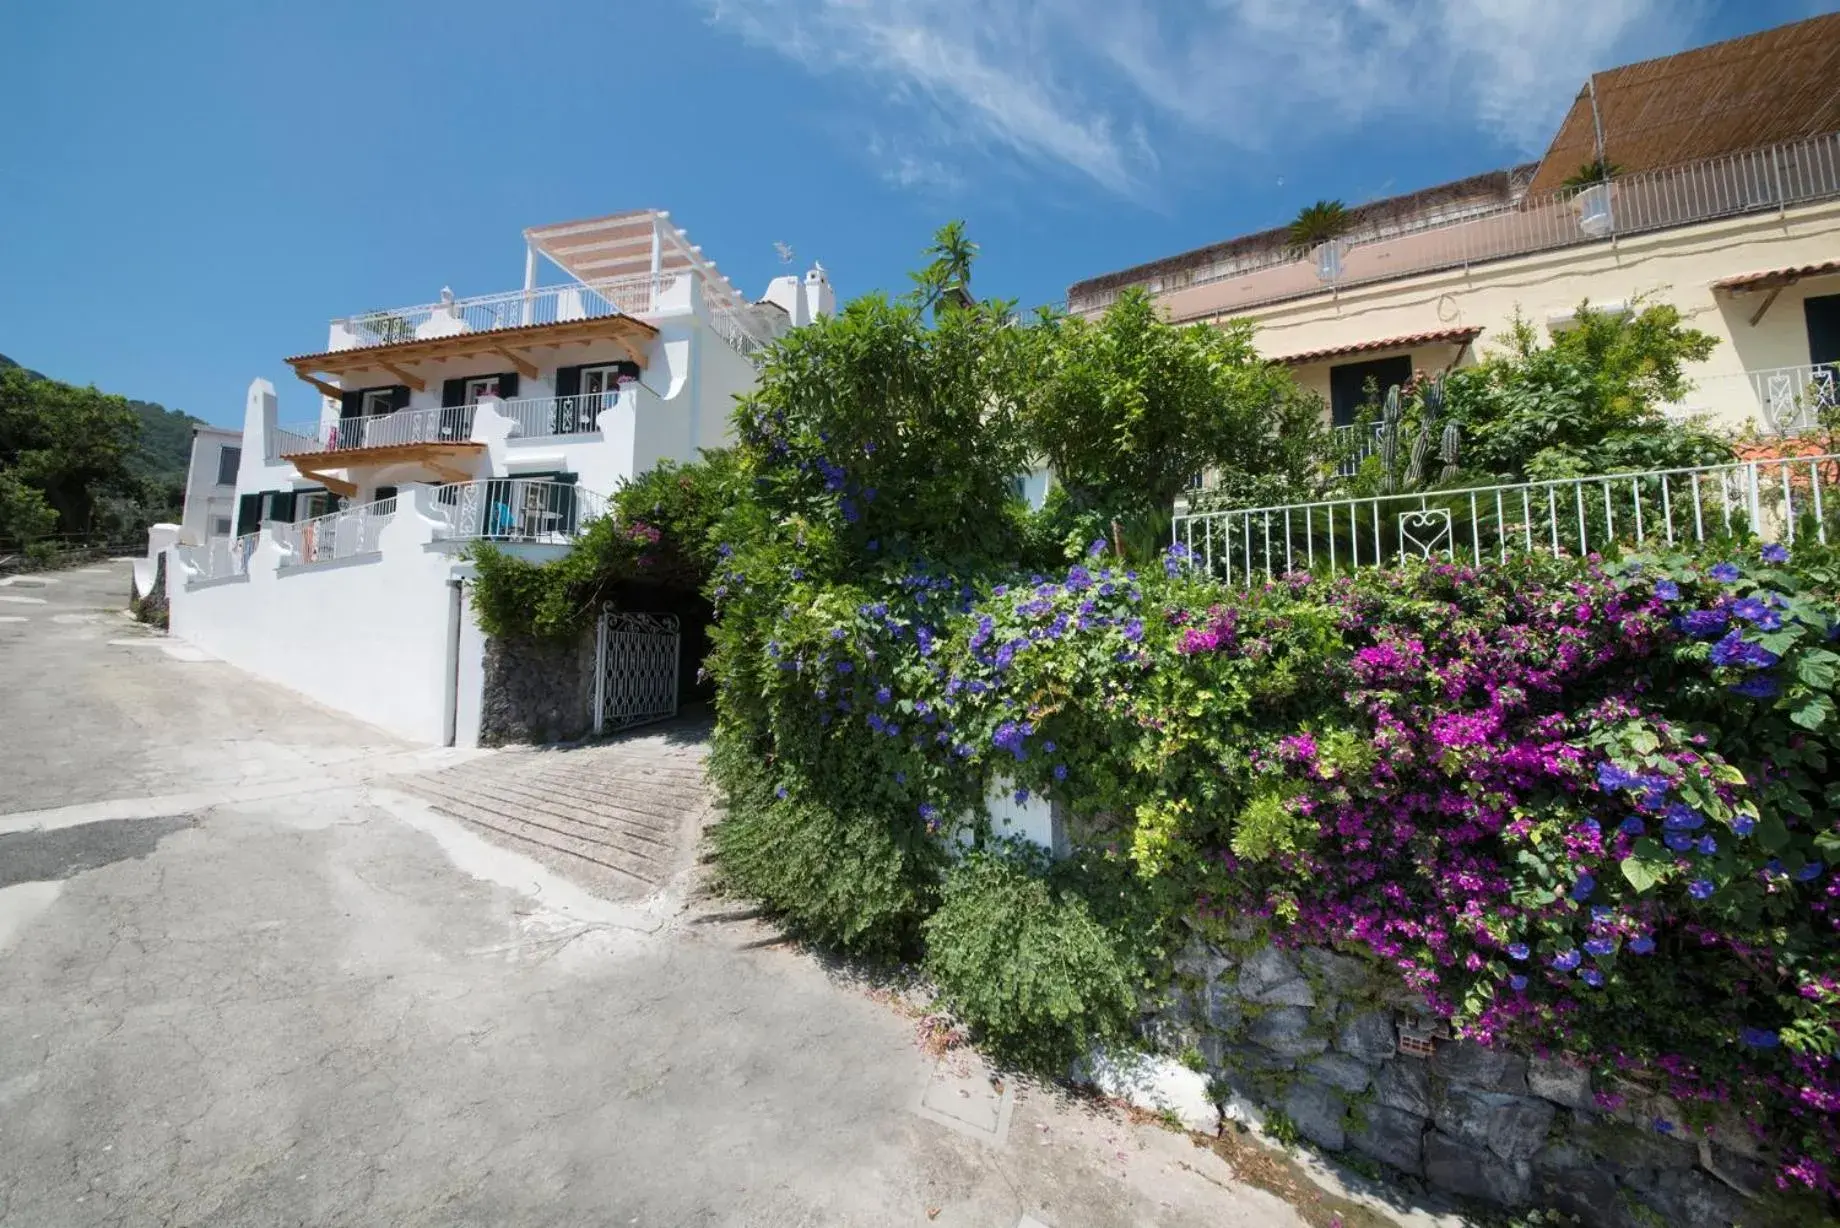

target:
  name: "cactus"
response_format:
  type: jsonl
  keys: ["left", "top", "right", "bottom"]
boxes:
{"left": 1440, "top": 422, "right": 1461, "bottom": 482}
{"left": 1405, "top": 378, "right": 1438, "bottom": 488}
{"left": 1378, "top": 385, "right": 1402, "bottom": 494}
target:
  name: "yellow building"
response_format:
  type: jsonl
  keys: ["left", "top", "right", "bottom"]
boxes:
{"left": 1066, "top": 14, "right": 1840, "bottom": 448}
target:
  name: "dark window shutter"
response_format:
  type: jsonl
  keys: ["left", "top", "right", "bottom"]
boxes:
{"left": 390, "top": 386, "right": 411, "bottom": 411}
{"left": 441, "top": 378, "right": 467, "bottom": 408}
{"left": 264, "top": 491, "right": 296, "bottom": 522}
{"left": 340, "top": 390, "right": 362, "bottom": 419}
{"left": 615, "top": 360, "right": 640, "bottom": 381}
{"left": 374, "top": 485, "right": 398, "bottom": 504}
{"left": 554, "top": 366, "right": 580, "bottom": 397}
{"left": 235, "top": 493, "right": 261, "bottom": 536}
{"left": 497, "top": 371, "right": 519, "bottom": 398}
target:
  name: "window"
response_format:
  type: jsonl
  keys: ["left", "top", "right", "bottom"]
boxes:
{"left": 1805, "top": 294, "right": 1840, "bottom": 368}
{"left": 215, "top": 445, "right": 241, "bottom": 486}
{"left": 295, "top": 490, "right": 332, "bottom": 521}
{"left": 1328, "top": 355, "right": 1414, "bottom": 427}
{"left": 360, "top": 388, "right": 397, "bottom": 416}
{"left": 464, "top": 376, "right": 503, "bottom": 403}
{"left": 211, "top": 516, "right": 233, "bottom": 537}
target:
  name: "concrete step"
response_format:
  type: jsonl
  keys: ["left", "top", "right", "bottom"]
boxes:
{"left": 432, "top": 800, "right": 661, "bottom": 888}
{"left": 402, "top": 779, "right": 674, "bottom": 870}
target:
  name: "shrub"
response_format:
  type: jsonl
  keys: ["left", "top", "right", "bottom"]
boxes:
{"left": 924, "top": 846, "right": 1144, "bottom": 1072}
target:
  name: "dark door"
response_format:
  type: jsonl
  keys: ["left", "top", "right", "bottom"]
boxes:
{"left": 1328, "top": 355, "right": 1413, "bottom": 426}
{"left": 1805, "top": 294, "right": 1840, "bottom": 368}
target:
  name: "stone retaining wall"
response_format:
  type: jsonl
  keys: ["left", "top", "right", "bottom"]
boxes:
{"left": 1154, "top": 931, "right": 1767, "bottom": 1226}
{"left": 478, "top": 631, "right": 596, "bottom": 746}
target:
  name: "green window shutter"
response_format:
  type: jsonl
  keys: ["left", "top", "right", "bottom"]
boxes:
{"left": 339, "top": 390, "right": 363, "bottom": 419}
{"left": 497, "top": 371, "right": 520, "bottom": 398}
{"left": 235, "top": 493, "right": 261, "bottom": 536}
{"left": 389, "top": 386, "right": 411, "bottom": 411}
{"left": 441, "top": 378, "right": 466, "bottom": 408}
{"left": 554, "top": 366, "right": 580, "bottom": 397}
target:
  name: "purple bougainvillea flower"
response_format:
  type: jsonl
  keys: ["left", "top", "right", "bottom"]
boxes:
{"left": 1554, "top": 950, "right": 1582, "bottom": 971}
{"left": 1508, "top": 943, "right": 1530, "bottom": 961}
{"left": 1654, "top": 578, "right": 1680, "bottom": 601}
{"left": 1708, "top": 562, "right": 1741, "bottom": 583}
{"left": 1629, "top": 935, "right": 1656, "bottom": 954}
{"left": 1571, "top": 874, "right": 1596, "bottom": 901}
{"left": 1688, "top": 879, "right": 1716, "bottom": 900}
{"left": 1739, "top": 1027, "right": 1781, "bottom": 1048}
{"left": 1761, "top": 543, "right": 1790, "bottom": 564}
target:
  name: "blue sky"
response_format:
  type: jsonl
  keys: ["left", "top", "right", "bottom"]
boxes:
{"left": 1, "top": 0, "right": 1827, "bottom": 427}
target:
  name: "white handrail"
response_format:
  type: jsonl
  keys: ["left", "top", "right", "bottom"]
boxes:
{"left": 273, "top": 405, "right": 477, "bottom": 457}
{"left": 179, "top": 532, "right": 259, "bottom": 583}
{"left": 1174, "top": 454, "right": 1840, "bottom": 586}
{"left": 277, "top": 497, "right": 396, "bottom": 566}
{"left": 333, "top": 273, "right": 672, "bottom": 351}
{"left": 495, "top": 391, "right": 621, "bottom": 439}
{"left": 429, "top": 479, "right": 607, "bottom": 544}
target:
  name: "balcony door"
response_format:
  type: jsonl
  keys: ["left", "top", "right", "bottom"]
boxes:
{"left": 1806, "top": 293, "right": 1840, "bottom": 369}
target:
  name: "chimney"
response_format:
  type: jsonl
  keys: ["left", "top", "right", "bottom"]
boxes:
{"left": 761, "top": 273, "right": 808, "bottom": 326}
{"left": 804, "top": 262, "right": 835, "bottom": 320}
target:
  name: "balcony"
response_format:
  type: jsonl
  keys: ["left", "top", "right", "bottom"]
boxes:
{"left": 429, "top": 479, "right": 607, "bottom": 545}
{"left": 1086, "top": 131, "right": 1840, "bottom": 322}
{"left": 274, "top": 405, "right": 479, "bottom": 458}
{"left": 330, "top": 275, "right": 663, "bottom": 353}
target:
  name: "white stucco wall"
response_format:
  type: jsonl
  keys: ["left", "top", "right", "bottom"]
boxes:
{"left": 179, "top": 427, "right": 242, "bottom": 545}
{"left": 168, "top": 486, "right": 468, "bottom": 744}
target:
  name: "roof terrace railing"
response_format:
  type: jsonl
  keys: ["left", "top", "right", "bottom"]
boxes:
{"left": 332, "top": 273, "right": 669, "bottom": 352}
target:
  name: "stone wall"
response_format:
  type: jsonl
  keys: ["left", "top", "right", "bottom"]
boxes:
{"left": 478, "top": 630, "right": 597, "bottom": 746}
{"left": 1154, "top": 930, "right": 1768, "bottom": 1226}
{"left": 129, "top": 551, "right": 169, "bottom": 629}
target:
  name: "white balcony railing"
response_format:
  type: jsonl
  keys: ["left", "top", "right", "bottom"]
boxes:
{"left": 1331, "top": 422, "right": 1386, "bottom": 477}
{"left": 273, "top": 405, "right": 478, "bottom": 458}
{"left": 1750, "top": 363, "right": 1839, "bottom": 434}
{"left": 1077, "top": 131, "right": 1840, "bottom": 320}
{"left": 430, "top": 479, "right": 607, "bottom": 544}
{"left": 333, "top": 274, "right": 669, "bottom": 352}
{"left": 496, "top": 391, "right": 620, "bottom": 439}
{"left": 276, "top": 497, "right": 396, "bottom": 566}
{"left": 1174, "top": 454, "right": 1840, "bottom": 588}
{"left": 178, "top": 532, "right": 259, "bottom": 583}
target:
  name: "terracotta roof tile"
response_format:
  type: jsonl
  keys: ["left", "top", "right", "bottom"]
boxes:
{"left": 1268, "top": 327, "right": 1483, "bottom": 367}
{"left": 1712, "top": 261, "right": 1840, "bottom": 292}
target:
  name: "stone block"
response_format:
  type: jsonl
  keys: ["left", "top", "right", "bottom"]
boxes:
{"left": 1282, "top": 1077, "right": 1348, "bottom": 1151}
{"left": 1203, "top": 980, "right": 1243, "bottom": 1032}
{"left": 1534, "top": 1160, "right": 1621, "bottom": 1225}
{"left": 1335, "top": 1008, "right": 1396, "bottom": 1062}
{"left": 1700, "top": 1141, "right": 1773, "bottom": 1200}
{"left": 1375, "top": 1056, "right": 1432, "bottom": 1117}
{"left": 1246, "top": 1006, "right": 1329, "bottom": 1059}
{"left": 1624, "top": 1165, "right": 1753, "bottom": 1227}
{"left": 1433, "top": 1085, "right": 1555, "bottom": 1163}
{"left": 1301, "top": 947, "right": 1373, "bottom": 995}
{"left": 1527, "top": 1055, "right": 1595, "bottom": 1111}
{"left": 1349, "top": 1104, "right": 1426, "bottom": 1175}
{"left": 1237, "top": 946, "right": 1315, "bottom": 1007}
{"left": 1424, "top": 1131, "right": 1532, "bottom": 1206}
{"left": 1306, "top": 1052, "right": 1376, "bottom": 1094}
{"left": 1576, "top": 1120, "right": 1698, "bottom": 1171}
{"left": 1432, "top": 1038, "right": 1529, "bottom": 1094}
{"left": 1173, "top": 937, "right": 1234, "bottom": 981}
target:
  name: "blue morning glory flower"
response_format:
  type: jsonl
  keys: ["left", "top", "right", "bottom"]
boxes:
{"left": 1619, "top": 818, "right": 1646, "bottom": 836}
{"left": 1739, "top": 1027, "right": 1781, "bottom": 1048}
{"left": 1507, "top": 943, "right": 1530, "bottom": 961}
{"left": 1509, "top": 974, "right": 1528, "bottom": 991}
{"left": 836, "top": 661, "right": 853, "bottom": 675}
{"left": 1709, "top": 562, "right": 1741, "bottom": 583}
{"left": 1664, "top": 832, "right": 1695, "bottom": 852}
{"left": 894, "top": 772, "right": 906, "bottom": 785}
{"left": 1688, "top": 879, "right": 1715, "bottom": 900}
{"left": 1729, "top": 675, "right": 1780, "bottom": 699}
{"left": 1697, "top": 836, "right": 1718, "bottom": 856}
{"left": 875, "top": 686, "right": 892, "bottom": 705}
{"left": 1584, "top": 938, "right": 1615, "bottom": 957}
{"left": 1629, "top": 935, "right": 1656, "bottom": 954}
{"left": 1554, "top": 950, "right": 1581, "bottom": 971}
{"left": 1761, "top": 543, "right": 1790, "bottom": 564}
{"left": 1571, "top": 875, "right": 1596, "bottom": 901}
{"left": 1676, "top": 608, "right": 1730, "bottom": 638}
{"left": 1654, "top": 578, "right": 1680, "bottom": 601}
{"left": 1653, "top": 1119, "right": 1675, "bottom": 1135}
{"left": 1014, "top": 788, "right": 1029, "bottom": 804}
{"left": 1043, "top": 740, "right": 1057, "bottom": 753}
{"left": 1732, "top": 597, "right": 1770, "bottom": 623}
{"left": 1053, "top": 764, "right": 1068, "bottom": 781}
{"left": 775, "top": 786, "right": 789, "bottom": 800}
{"left": 1580, "top": 968, "right": 1605, "bottom": 988}
{"left": 1123, "top": 619, "right": 1144, "bottom": 643}
{"left": 1796, "top": 861, "right": 1826, "bottom": 882}
{"left": 1598, "top": 762, "right": 1639, "bottom": 791}
{"left": 1733, "top": 816, "right": 1756, "bottom": 836}
{"left": 1663, "top": 804, "right": 1704, "bottom": 831}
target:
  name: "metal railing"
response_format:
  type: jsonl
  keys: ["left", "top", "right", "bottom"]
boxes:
{"left": 1331, "top": 422, "right": 1385, "bottom": 477}
{"left": 708, "top": 301, "right": 779, "bottom": 360}
{"left": 429, "top": 479, "right": 606, "bottom": 544}
{"left": 1173, "top": 455, "right": 1840, "bottom": 586}
{"left": 273, "top": 405, "right": 477, "bottom": 457}
{"left": 178, "top": 532, "right": 259, "bottom": 582}
{"left": 1076, "top": 131, "right": 1840, "bottom": 320}
{"left": 495, "top": 391, "right": 620, "bottom": 439}
{"left": 1751, "top": 364, "right": 1839, "bottom": 434}
{"left": 334, "top": 273, "right": 670, "bottom": 351}
{"left": 277, "top": 498, "right": 396, "bottom": 566}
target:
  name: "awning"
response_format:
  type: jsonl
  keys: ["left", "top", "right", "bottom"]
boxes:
{"left": 524, "top": 209, "right": 749, "bottom": 311}
{"left": 1268, "top": 327, "right": 1483, "bottom": 366}
{"left": 1713, "top": 261, "right": 1840, "bottom": 293}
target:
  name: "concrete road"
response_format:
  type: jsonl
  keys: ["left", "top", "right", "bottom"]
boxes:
{"left": 0, "top": 562, "right": 1307, "bottom": 1228}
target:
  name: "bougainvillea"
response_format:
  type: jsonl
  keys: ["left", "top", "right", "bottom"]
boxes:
{"left": 711, "top": 538, "right": 1840, "bottom": 1196}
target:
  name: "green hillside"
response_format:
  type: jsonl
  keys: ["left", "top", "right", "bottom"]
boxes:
{"left": 0, "top": 353, "right": 200, "bottom": 487}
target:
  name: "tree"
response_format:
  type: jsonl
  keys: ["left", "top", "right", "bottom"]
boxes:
{"left": 0, "top": 468, "right": 56, "bottom": 544}
{"left": 910, "top": 220, "right": 979, "bottom": 314}
{"left": 0, "top": 366, "right": 142, "bottom": 535}
{"left": 1286, "top": 200, "right": 1352, "bottom": 257}
{"left": 1440, "top": 300, "right": 1725, "bottom": 480}
{"left": 1023, "top": 288, "right": 1312, "bottom": 517}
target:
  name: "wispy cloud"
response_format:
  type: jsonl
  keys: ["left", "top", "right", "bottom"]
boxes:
{"left": 702, "top": 0, "right": 1701, "bottom": 197}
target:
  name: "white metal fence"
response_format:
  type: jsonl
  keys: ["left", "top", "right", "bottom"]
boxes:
{"left": 1750, "top": 364, "right": 1839, "bottom": 434}
{"left": 335, "top": 274, "right": 667, "bottom": 351}
{"left": 430, "top": 479, "right": 606, "bottom": 544}
{"left": 277, "top": 497, "right": 397, "bottom": 566}
{"left": 178, "top": 533, "right": 259, "bottom": 583}
{"left": 496, "top": 391, "right": 620, "bottom": 438}
{"left": 1174, "top": 455, "right": 1840, "bottom": 585}
{"left": 1331, "top": 423, "right": 1385, "bottom": 477}
{"left": 273, "top": 405, "right": 477, "bottom": 457}
{"left": 1076, "top": 131, "right": 1840, "bottom": 319}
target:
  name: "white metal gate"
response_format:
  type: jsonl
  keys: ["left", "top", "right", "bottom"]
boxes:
{"left": 594, "top": 609, "right": 680, "bottom": 734}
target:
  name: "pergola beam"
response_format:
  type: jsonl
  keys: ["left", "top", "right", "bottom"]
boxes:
{"left": 375, "top": 359, "right": 427, "bottom": 391}
{"left": 490, "top": 345, "right": 538, "bottom": 379}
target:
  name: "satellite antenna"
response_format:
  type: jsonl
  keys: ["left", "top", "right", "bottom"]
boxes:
{"left": 774, "top": 241, "right": 795, "bottom": 265}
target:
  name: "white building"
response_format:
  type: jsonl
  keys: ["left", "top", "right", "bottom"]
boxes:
{"left": 178, "top": 425, "right": 241, "bottom": 545}
{"left": 153, "top": 208, "right": 831, "bottom": 746}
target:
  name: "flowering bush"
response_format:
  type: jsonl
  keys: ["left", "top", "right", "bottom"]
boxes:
{"left": 712, "top": 537, "right": 1839, "bottom": 1195}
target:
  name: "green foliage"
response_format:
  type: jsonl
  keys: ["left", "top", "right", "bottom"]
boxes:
{"left": 1025, "top": 288, "right": 1319, "bottom": 517}
{"left": 1286, "top": 200, "right": 1352, "bottom": 255}
{"left": 1441, "top": 302, "right": 1726, "bottom": 480}
{"left": 1561, "top": 159, "right": 1622, "bottom": 188}
{"left": 923, "top": 846, "right": 1145, "bottom": 1071}
{"left": 0, "top": 467, "right": 57, "bottom": 544}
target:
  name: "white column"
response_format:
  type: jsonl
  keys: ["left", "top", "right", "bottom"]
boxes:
{"left": 521, "top": 241, "right": 537, "bottom": 326}
{"left": 649, "top": 216, "right": 663, "bottom": 306}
